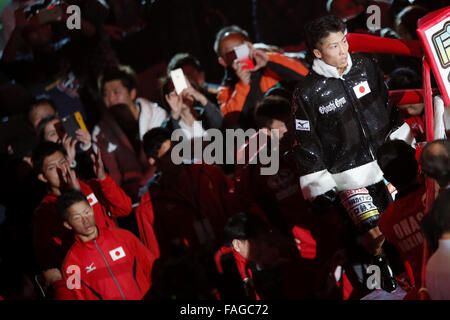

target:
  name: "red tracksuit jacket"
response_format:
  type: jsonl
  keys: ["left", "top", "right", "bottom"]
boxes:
{"left": 33, "top": 175, "right": 132, "bottom": 270}
{"left": 378, "top": 185, "right": 426, "bottom": 286}
{"left": 60, "top": 227, "right": 156, "bottom": 300}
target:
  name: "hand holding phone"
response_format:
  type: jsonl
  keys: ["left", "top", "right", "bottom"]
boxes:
{"left": 251, "top": 47, "right": 270, "bottom": 71}
{"left": 61, "top": 112, "right": 88, "bottom": 141}
{"left": 232, "top": 60, "right": 251, "bottom": 85}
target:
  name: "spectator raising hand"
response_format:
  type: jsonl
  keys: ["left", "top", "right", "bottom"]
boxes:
{"left": 90, "top": 150, "right": 106, "bottom": 181}
{"left": 58, "top": 159, "right": 81, "bottom": 192}
{"left": 61, "top": 134, "right": 77, "bottom": 167}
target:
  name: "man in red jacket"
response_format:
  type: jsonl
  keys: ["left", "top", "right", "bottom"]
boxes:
{"left": 377, "top": 140, "right": 426, "bottom": 289}
{"left": 31, "top": 142, "right": 133, "bottom": 296}
{"left": 56, "top": 190, "right": 156, "bottom": 300}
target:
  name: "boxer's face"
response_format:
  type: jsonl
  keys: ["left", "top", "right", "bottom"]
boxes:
{"left": 313, "top": 31, "right": 349, "bottom": 71}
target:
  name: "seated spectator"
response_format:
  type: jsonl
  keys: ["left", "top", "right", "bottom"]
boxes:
{"left": 387, "top": 67, "right": 448, "bottom": 141}
{"left": 214, "top": 25, "right": 308, "bottom": 129}
{"left": 56, "top": 190, "right": 156, "bottom": 300}
{"left": 377, "top": 140, "right": 426, "bottom": 288}
{"left": 386, "top": 67, "right": 427, "bottom": 141}
{"left": 420, "top": 139, "right": 450, "bottom": 191}
{"left": 136, "top": 128, "right": 241, "bottom": 259}
{"left": 420, "top": 189, "right": 450, "bottom": 300}
{"left": 31, "top": 142, "right": 132, "bottom": 297}
{"left": 93, "top": 67, "right": 167, "bottom": 200}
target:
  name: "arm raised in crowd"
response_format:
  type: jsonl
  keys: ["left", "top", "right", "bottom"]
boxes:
{"left": 181, "top": 81, "right": 224, "bottom": 129}
{"left": 88, "top": 150, "right": 132, "bottom": 218}
{"left": 218, "top": 46, "right": 309, "bottom": 118}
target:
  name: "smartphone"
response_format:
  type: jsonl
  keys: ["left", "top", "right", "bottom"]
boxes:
{"left": 37, "top": 5, "right": 63, "bottom": 25}
{"left": 170, "top": 68, "right": 188, "bottom": 95}
{"left": 234, "top": 44, "right": 255, "bottom": 70}
{"left": 60, "top": 112, "right": 89, "bottom": 140}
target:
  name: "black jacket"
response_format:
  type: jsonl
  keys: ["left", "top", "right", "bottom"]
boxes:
{"left": 292, "top": 53, "right": 413, "bottom": 201}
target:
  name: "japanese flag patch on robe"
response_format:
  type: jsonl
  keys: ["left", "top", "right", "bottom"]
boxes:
{"left": 353, "top": 81, "right": 371, "bottom": 99}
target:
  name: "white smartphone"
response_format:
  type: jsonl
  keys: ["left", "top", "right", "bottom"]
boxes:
{"left": 234, "top": 44, "right": 251, "bottom": 60}
{"left": 170, "top": 68, "right": 188, "bottom": 95}
{"left": 234, "top": 44, "right": 255, "bottom": 70}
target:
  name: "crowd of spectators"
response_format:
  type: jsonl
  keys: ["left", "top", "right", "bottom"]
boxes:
{"left": 0, "top": 0, "right": 449, "bottom": 300}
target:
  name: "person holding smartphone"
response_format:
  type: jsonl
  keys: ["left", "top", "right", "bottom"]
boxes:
{"left": 36, "top": 114, "right": 94, "bottom": 180}
{"left": 213, "top": 25, "right": 309, "bottom": 129}
{"left": 166, "top": 53, "right": 223, "bottom": 130}
{"left": 161, "top": 72, "right": 224, "bottom": 141}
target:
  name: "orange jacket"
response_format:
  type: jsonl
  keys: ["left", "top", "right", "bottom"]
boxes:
{"left": 217, "top": 52, "right": 308, "bottom": 127}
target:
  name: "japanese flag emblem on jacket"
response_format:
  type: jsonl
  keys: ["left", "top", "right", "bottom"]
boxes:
{"left": 86, "top": 193, "right": 98, "bottom": 206}
{"left": 109, "top": 246, "right": 126, "bottom": 261}
{"left": 353, "top": 81, "right": 371, "bottom": 99}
